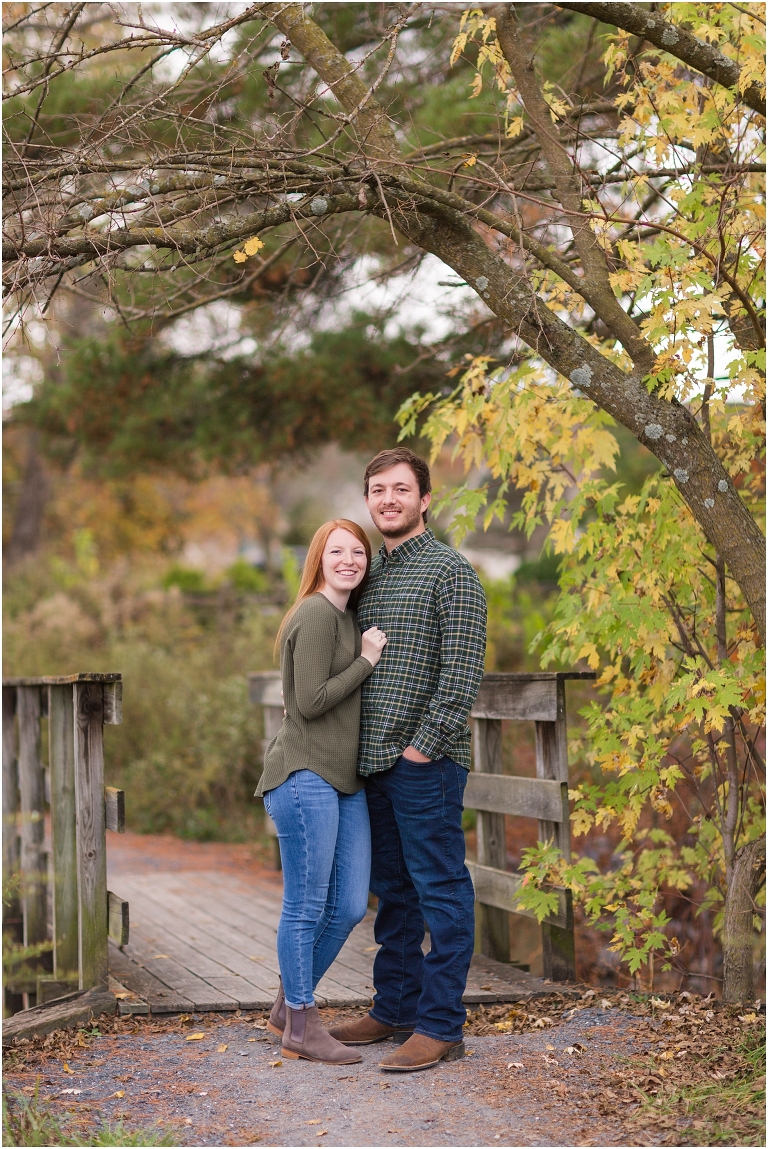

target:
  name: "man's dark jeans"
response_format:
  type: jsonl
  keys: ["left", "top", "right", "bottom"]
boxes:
{"left": 365, "top": 754, "right": 475, "bottom": 1043}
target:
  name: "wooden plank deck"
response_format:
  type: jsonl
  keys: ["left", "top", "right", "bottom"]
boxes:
{"left": 108, "top": 867, "right": 572, "bottom": 1014}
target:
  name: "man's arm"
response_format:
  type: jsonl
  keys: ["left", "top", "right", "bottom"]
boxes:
{"left": 406, "top": 561, "right": 487, "bottom": 761}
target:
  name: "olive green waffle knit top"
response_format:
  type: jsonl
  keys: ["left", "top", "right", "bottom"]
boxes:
{"left": 256, "top": 593, "right": 374, "bottom": 797}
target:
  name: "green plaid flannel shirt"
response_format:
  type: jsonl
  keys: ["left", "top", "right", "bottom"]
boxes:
{"left": 357, "top": 529, "right": 487, "bottom": 775}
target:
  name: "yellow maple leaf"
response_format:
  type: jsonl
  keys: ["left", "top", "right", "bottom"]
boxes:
{"left": 244, "top": 236, "right": 264, "bottom": 256}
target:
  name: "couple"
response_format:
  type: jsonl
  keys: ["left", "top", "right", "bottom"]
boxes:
{"left": 256, "top": 447, "right": 487, "bottom": 1072}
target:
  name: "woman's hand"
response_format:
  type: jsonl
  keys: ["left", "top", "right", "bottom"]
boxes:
{"left": 361, "top": 626, "right": 387, "bottom": 667}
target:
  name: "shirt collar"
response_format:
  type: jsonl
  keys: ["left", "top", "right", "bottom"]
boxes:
{"left": 379, "top": 528, "right": 435, "bottom": 564}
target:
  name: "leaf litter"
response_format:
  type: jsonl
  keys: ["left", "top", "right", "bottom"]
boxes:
{"left": 3, "top": 993, "right": 763, "bottom": 1146}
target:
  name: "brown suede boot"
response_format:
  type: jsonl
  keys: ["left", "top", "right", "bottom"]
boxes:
{"left": 266, "top": 979, "right": 285, "bottom": 1036}
{"left": 379, "top": 1032, "right": 465, "bottom": 1071}
{"left": 328, "top": 1013, "right": 415, "bottom": 1046}
{"left": 282, "top": 1005, "right": 363, "bottom": 1065}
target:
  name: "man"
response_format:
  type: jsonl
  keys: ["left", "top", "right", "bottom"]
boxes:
{"left": 329, "top": 447, "right": 487, "bottom": 1071}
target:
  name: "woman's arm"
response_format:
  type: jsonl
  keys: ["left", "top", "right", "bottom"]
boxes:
{"left": 290, "top": 608, "right": 373, "bottom": 720}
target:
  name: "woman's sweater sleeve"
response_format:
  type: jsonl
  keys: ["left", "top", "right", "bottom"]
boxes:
{"left": 289, "top": 607, "right": 373, "bottom": 720}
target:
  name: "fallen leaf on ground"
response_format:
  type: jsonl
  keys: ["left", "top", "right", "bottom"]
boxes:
{"left": 60, "top": 1089, "right": 82, "bottom": 1096}
{"left": 600, "top": 999, "right": 613, "bottom": 1010}
{"left": 249, "top": 955, "right": 266, "bottom": 961}
{"left": 198, "top": 1092, "right": 208, "bottom": 1096}
{"left": 564, "top": 1043, "right": 586, "bottom": 1055}
{"left": 110, "top": 1091, "right": 125, "bottom": 1099}
{"left": 183, "top": 1118, "right": 193, "bottom": 1126}
{"left": 650, "top": 997, "right": 671, "bottom": 1009}
{"left": 62, "top": 1062, "right": 74, "bottom": 1074}
{"left": 185, "top": 1033, "right": 206, "bottom": 1041}
{"left": 507, "top": 1062, "right": 524, "bottom": 1070}
{"left": 247, "top": 1038, "right": 258, "bottom": 1042}
{"left": 151, "top": 954, "right": 170, "bottom": 960}
{"left": 114, "top": 993, "right": 130, "bottom": 1000}
{"left": 739, "top": 1013, "right": 758, "bottom": 1023}
{"left": 217, "top": 1044, "right": 228, "bottom": 1053}
{"left": 268, "top": 1059, "right": 282, "bottom": 1068}
{"left": 480, "top": 984, "right": 493, "bottom": 990}
{"left": 546, "top": 1044, "right": 555, "bottom": 1051}
{"left": 659, "top": 1050, "right": 674, "bottom": 1060}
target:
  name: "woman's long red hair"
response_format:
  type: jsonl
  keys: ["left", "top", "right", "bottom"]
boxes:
{"left": 275, "top": 519, "right": 372, "bottom": 656}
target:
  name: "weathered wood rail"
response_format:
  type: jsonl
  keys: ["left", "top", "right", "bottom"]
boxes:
{"left": 249, "top": 670, "right": 594, "bottom": 982}
{"left": 468, "top": 671, "right": 594, "bottom": 981}
{"left": 2, "top": 674, "right": 126, "bottom": 1024}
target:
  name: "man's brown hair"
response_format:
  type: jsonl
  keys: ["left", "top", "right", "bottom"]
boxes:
{"left": 363, "top": 448, "right": 432, "bottom": 524}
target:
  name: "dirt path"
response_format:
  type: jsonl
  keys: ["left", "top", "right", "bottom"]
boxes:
{"left": 5, "top": 1004, "right": 657, "bottom": 1147}
{"left": 8, "top": 832, "right": 759, "bottom": 1147}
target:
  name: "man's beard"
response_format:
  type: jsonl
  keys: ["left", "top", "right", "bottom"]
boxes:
{"left": 375, "top": 504, "right": 423, "bottom": 538}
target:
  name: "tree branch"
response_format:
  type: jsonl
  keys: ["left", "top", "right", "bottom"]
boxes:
{"left": 557, "top": 1, "right": 766, "bottom": 117}
{"left": 494, "top": 5, "right": 652, "bottom": 370}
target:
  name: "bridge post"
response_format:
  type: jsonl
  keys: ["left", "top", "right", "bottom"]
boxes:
{"left": 467, "top": 672, "right": 594, "bottom": 981}
{"left": 49, "top": 684, "right": 79, "bottom": 985}
{"left": 473, "top": 717, "right": 509, "bottom": 962}
{"left": 17, "top": 686, "right": 47, "bottom": 954}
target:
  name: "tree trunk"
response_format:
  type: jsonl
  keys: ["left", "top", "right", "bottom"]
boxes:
{"left": 7, "top": 432, "right": 49, "bottom": 566}
{"left": 721, "top": 834, "right": 765, "bottom": 1003}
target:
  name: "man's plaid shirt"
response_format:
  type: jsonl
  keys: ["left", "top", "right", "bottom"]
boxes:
{"left": 356, "top": 529, "right": 487, "bottom": 775}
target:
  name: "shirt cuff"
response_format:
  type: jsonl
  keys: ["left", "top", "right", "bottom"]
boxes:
{"left": 410, "top": 724, "right": 443, "bottom": 761}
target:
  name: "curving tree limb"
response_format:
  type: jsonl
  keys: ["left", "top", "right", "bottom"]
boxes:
{"left": 557, "top": 1, "right": 766, "bottom": 117}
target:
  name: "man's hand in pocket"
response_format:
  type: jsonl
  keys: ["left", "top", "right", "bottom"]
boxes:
{"left": 402, "top": 746, "right": 431, "bottom": 763}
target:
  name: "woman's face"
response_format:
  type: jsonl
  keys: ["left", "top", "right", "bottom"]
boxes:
{"left": 321, "top": 528, "right": 368, "bottom": 594}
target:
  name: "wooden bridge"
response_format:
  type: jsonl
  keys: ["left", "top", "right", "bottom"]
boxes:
{"left": 3, "top": 670, "right": 592, "bottom": 1036}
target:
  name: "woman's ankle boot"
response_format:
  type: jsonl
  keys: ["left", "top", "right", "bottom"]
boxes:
{"left": 282, "top": 1005, "right": 362, "bottom": 1064}
{"left": 267, "top": 979, "right": 285, "bottom": 1036}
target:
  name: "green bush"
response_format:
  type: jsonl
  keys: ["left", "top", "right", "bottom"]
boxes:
{"left": 226, "top": 558, "right": 269, "bottom": 594}
{"left": 161, "top": 564, "right": 208, "bottom": 593}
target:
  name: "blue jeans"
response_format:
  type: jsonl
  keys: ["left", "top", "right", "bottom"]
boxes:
{"left": 263, "top": 770, "right": 371, "bottom": 1009}
{"left": 366, "top": 755, "right": 475, "bottom": 1043}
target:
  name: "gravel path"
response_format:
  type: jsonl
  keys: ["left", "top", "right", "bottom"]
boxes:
{"left": 6, "top": 1007, "right": 659, "bottom": 1146}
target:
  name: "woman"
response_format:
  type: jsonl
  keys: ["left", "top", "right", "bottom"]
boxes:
{"left": 256, "top": 519, "right": 387, "bottom": 1064}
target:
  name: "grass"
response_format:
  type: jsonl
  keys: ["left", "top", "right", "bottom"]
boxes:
{"left": 631, "top": 1025, "right": 766, "bottom": 1146}
{"left": 3, "top": 1088, "right": 178, "bottom": 1147}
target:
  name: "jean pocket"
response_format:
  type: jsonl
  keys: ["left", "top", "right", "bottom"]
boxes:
{"left": 263, "top": 790, "right": 272, "bottom": 815}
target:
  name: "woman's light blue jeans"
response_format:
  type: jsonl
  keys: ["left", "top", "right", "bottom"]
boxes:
{"left": 263, "top": 769, "right": 371, "bottom": 1009}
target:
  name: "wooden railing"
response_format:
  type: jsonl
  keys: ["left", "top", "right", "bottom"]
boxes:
{"left": 248, "top": 672, "right": 284, "bottom": 870}
{"left": 468, "top": 671, "right": 594, "bottom": 982}
{"left": 2, "top": 674, "right": 127, "bottom": 1015}
{"left": 249, "top": 669, "right": 594, "bottom": 981}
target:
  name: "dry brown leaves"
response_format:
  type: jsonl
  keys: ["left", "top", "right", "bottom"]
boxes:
{"left": 2, "top": 1007, "right": 274, "bottom": 1073}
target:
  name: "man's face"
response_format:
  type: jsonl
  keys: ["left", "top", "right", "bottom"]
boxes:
{"left": 365, "top": 462, "right": 431, "bottom": 539}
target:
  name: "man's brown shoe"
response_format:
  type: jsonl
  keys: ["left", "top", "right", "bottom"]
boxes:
{"left": 379, "top": 1033, "right": 465, "bottom": 1071}
{"left": 328, "top": 1013, "right": 414, "bottom": 1046}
